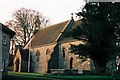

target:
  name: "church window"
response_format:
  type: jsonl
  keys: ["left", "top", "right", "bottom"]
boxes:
{"left": 36, "top": 50, "right": 40, "bottom": 62}
{"left": 46, "top": 48, "right": 51, "bottom": 55}
{"left": 70, "top": 57, "right": 73, "bottom": 69}
{"left": 62, "top": 47, "right": 66, "bottom": 58}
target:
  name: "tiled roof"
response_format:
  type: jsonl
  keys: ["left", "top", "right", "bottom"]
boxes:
{"left": 23, "top": 19, "right": 81, "bottom": 48}
{"left": 31, "top": 20, "right": 70, "bottom": 47}
{"left": 59, "top": 20, "right": 81, "bottom": 42}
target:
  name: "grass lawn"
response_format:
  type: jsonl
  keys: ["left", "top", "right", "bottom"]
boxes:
{"left": 2, "top": 71, "right": 120, "bottom": 80}
{"left": 45, "top": 75, "right": 115, "bottom": 80}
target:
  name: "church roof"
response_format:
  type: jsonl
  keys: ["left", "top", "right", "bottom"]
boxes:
{"left": 31, "top": 20, "right": 71, "bottom": 47}
{"left": 23, "top": 19, "right": 81, "bottom": 48}
{"left": 59, "top": 20, "right": 81, "bottom": 42}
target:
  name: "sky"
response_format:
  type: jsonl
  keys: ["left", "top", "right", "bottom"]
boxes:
{"left": 0, "top": 0, "right": 85, "bottom": 25}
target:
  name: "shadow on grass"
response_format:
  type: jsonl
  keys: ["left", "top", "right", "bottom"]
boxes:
{"left": 2, "top": 71, "right": 120, "bottom": 80}
{"left": 2, "top": 72, "right": 51, "bottom": 80}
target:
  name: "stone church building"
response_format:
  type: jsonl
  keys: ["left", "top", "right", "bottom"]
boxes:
{"left": 14, "top": 18, "right": 91, "bottom": 73}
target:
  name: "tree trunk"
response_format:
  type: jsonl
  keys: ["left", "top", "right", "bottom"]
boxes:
{"left": 92, "top": 54, "right": 108, "bottom": 74}
{"left": 24, "top": 27, "right": 26, "bottom": 44}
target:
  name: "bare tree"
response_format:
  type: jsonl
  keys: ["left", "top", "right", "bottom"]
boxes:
{"left": 6, "top": 8, "right": 49, "bottom": 46}
{"left": 6, "top": 20, "right": 24, "bottom": 45}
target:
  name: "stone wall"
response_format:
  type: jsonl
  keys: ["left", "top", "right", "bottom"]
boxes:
{"left": 32, "top": 44, "right": 56, "bottom": 73}
{"left": 60, "top": 40, "right": 91, "bottom": 71}
{"left": 30, "top": 40, "right": 91, "bottom": 73}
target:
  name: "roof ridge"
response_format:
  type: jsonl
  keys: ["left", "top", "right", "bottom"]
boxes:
{"left": 55, "top": 19, "right": 74, "bottom": 42}
{"left": 23, "top": 19, "right": 74, "bottom": 47}
{"left": 40, "top": 20, "right": 70, "bottom": 30}
{"left": 23, "top": 20, "right": 70, "bottom": 48}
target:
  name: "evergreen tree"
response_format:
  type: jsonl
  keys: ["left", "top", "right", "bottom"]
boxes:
{"left": 66, "top": 2, "right": 120, "bottom": 74}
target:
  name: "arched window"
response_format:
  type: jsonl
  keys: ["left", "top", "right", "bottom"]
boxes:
{"left": 36, "top": 50, "right": 40, "bottom": 62}
{"left": 46, "top": 48, "right": 51, "bottom": 55}
{"left": 62, "top": 47, "right": 66, "bottom": 58}
{"left": 70, "top": 57, "right": 73, "bottom": 69}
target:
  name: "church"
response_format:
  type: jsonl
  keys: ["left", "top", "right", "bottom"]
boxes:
{"left": 13, "top": 17, "right": 91, "bottom": 74}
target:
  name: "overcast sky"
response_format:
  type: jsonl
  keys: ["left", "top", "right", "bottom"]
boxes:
{"left": 0, "top": 0, "right": 85, "bottom": 25}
